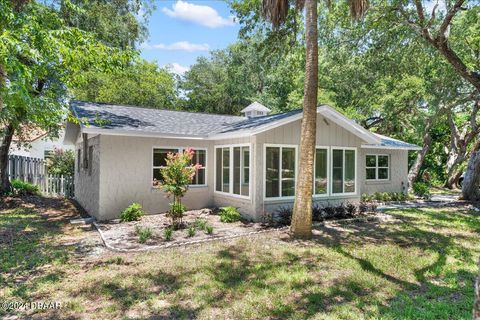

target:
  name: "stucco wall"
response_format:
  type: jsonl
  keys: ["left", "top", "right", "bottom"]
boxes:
{"left": 97, "top": 135, "right": 214, "bottom": 220}
{"left": 74, "top": 135, "right": 100, "bottom": 217}
{"left": 75, "top": 114, "right": 410, "bottom": 221}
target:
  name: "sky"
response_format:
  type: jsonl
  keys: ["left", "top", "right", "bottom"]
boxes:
{"left": 140, "top": 1, "right": 240, "bottom": 75}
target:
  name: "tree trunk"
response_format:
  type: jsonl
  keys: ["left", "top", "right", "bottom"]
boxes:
{"left": 407, "top": 117, "right": 433, "bottom": 188}
{"left": 0, "top": 124, "right": 14, "bottom": 195}
{"left": 444, "top": 153, "right": 465, "bottom": 189}
{"left": 445, "top": 170, "right": 463, "bottom": 189}
{"left": 290, "top": 0, "right": 318, "bottom": 238}
{"left": 462, "top": 149, "right": 480, "bottom": 200}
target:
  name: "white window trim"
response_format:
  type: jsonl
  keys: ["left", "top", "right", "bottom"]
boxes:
{"left": 214, "top": 143, "right": 252, "bottom": 200}
{"left": 313, "top": 146, "right": 330, "bottom": 198}
{"left": 366, "top": 154, "right": 390, "bottom": 181}
{"left": 330, "top": 146, "right": 357, "bottom": 197}
{"left": 151, "top": 146, "right": 208, "bottom": 188}
{"left": 263, "top": 144, "right": 299, "bottom": 201}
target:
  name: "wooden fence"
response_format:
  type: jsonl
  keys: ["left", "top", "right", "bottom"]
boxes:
{"left": 8, "top": 155, "right": 74, "bottom": 198}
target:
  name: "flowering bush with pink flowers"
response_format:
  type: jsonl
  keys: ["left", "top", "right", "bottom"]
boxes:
{"left": 160, "top": 148, "right": 202, "bottom": 226}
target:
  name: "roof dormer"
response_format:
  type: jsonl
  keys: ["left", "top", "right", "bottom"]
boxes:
{"left": 241, "top": 102, "right": 271, "bottom": 118}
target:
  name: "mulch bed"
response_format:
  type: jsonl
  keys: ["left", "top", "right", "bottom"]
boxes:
{"left": 95, "top": 209, "right": 275, "bottom": 251}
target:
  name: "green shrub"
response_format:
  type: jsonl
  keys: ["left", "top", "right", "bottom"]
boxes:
{"left": 413, "top": 182, "right": 430, "bottom": 198}
{"left": 194, "top": 218, "right": 208, "bottom": 231}
{"left": 120, "top": 203, "right": 144, "bottom": 222}
{"left": 10, "top": 179, "right": 39, "bottom": 196}
{"left": 187, "top": 226, "right": 196, "bottom": 237}
{"left": 361, "top": 193, "right": 371, "bottom": 202}
{"left": 205, "top": 225, "right": 214, "bottom": 235}
{"left": 219, "top": 206, "right": 242, "bottom": 223}
{"left": 135, "top": 225, "right": 152, "bottom": 244}
{"left": 164, "top": 227, "right": 174, "bottom": 241}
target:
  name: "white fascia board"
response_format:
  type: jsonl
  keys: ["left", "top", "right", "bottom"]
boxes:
{"left": 320, "top": 106, "right": 380, "bottom": 144}
{"left": 81, "top": 127, "right": 207, "bottom": 140}
{"left": 361, "top": 144, "right": 422, "bottom": 151}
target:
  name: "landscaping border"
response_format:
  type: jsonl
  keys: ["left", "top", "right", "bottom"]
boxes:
{"left": 93, "top": 214, "right": 392, "bottom": 252}
{"left": 93, "top": 221, "right": 288, "bottom": 252}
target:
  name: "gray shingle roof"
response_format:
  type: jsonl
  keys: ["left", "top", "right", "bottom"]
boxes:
{"left": 364, "top": 133, "right": 421, "bottom": 150}
{"left": 71, "top": 101, "right": 420, "bottom": 150}
{"left": 71, "top": 101, "right": 244, "bottom": 137}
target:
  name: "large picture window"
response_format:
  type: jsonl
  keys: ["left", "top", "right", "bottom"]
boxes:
{"left": 215, "top": 145, "right": 250, "bottom": 197}
{"left": 153, "top": 147, "right": 206, "bottom": 187}
{"left": 331, "top": 148, "right": 356, "bottom": 194}
{"left": 265, "top": 145, "right": 296, "bottom": 198}
{"left": 366, "top": 154, "right": 389, "bottom": 180}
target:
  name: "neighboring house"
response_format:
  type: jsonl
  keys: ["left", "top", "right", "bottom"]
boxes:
{"left": 10, "top": 128, "right": 73, "bottom": 159}
{"left": 64, "top": 101, "right": 421, "bottom": 221}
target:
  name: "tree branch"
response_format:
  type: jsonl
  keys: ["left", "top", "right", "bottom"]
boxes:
{"left": 438, "top": 0, "right": 465, "bottom": 39}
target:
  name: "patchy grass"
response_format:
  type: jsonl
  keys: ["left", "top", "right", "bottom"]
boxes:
{"left": 1, "top": 197, "right": 479, "bottom": 319}
{"left": 429, "top": 186, "right": 461, "bottom": 196}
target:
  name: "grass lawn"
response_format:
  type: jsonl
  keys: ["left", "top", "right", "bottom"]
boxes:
{"left": 1, "top": 196, "right": 479, "bottom": 319}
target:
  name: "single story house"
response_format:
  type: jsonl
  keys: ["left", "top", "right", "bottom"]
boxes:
{"left": 64, "top": 101, "right": 420, "bottom": 221}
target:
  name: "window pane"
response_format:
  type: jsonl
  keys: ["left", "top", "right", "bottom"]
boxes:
{"left": 233, "top": 147, "right": 241, "bottom": 195}
{"left": 344, "top": 150, "right": 355, "bottom": 193}
{"left": 153, "top": 168, "right": 162, "bottom": 187}
{"left": 153, "top": 149, "right": 177, "bottom": 167}
{"left": 266, "top": 147, "right": 280, "bottom": 198}
{"left": 216, "top": 148, "right": 222, "bottom": 191}
{"left": 315, "top": 149, "right": 328, "bottom": 194}
{"left": 366, "top": 168, "right": 376, "bottom": 180}
{"left": 222, "top": 148, "right": 230, "bottom": 192}
{"left": 241, "top": 147, "right": 250, "bottom": 196}
{"left": 366, "top": 155, "right": 376, "bottom": 167}
{"left": 378, "top": 155, "right": 389, "bottom": 168}
{"left": 190, "top": 149, "right": 206, "bottom": 185}
{"left": 332, "top": 150, "right": 343, "bottom": 193}
{"left": 378, "top": 168, "right": 389, "bottom": 180}
{"left": 197, "top": 168, "right": 205, "bottom": 185}
{"left": 281, "top": 148, "right": 295, "bottom": 197}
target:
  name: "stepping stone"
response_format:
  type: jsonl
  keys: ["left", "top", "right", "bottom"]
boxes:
{"left": 70, "top": 217, "right": 95, "bottom": 225}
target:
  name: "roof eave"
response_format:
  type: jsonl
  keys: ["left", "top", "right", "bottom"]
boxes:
{"left": 81, "top": 127, "right": 208, "bottom": 140}
{"left": 361, "top": 144, "right": 422, "bottom": 151}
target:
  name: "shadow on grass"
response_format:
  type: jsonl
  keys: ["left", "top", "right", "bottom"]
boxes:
{"left": 0, "top": 196, "right": 83, "bottom": 305}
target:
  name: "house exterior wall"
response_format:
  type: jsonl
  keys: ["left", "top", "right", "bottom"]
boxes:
{"left": 96, "top": 135, "right": 214, "bottom": 220}
{"left": 74, "top": 134, "right": 101, "bottom": 217}
{"left": 359, "top": 148, "right": 408, "bottom": 195}
{"left": 10, "top": 130, "right": 74, "bottom": 159}
{"left": 211, "top": 136, "right": 257, "bottom": 220}
{"left": 253, "top": 114, "right": 364, "bottom": 219}
{"left": 74, "top": 115, "right": 410, "bottom": 221}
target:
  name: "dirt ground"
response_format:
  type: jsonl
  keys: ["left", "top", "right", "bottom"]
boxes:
{"left": 96, "top": 209, "right": 275, "bottom": 251}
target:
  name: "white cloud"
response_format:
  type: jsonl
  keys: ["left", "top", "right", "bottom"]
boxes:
{"left": 162, "top": 0, "right": 235, "bottom": 28}
{"left": 167, "top": 63, "right": 190, "bottom": 75}
{"left": 142, "top": 41, "right": 209, "bottom": 52}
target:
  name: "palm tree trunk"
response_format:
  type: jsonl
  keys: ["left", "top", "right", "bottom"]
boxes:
{"left": 290, "top": 0, "right": 318, "bottom": 238}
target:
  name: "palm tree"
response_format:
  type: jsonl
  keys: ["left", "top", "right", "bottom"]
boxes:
{"left": 262, "top": 0, "right": 368, "bottom": 238}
